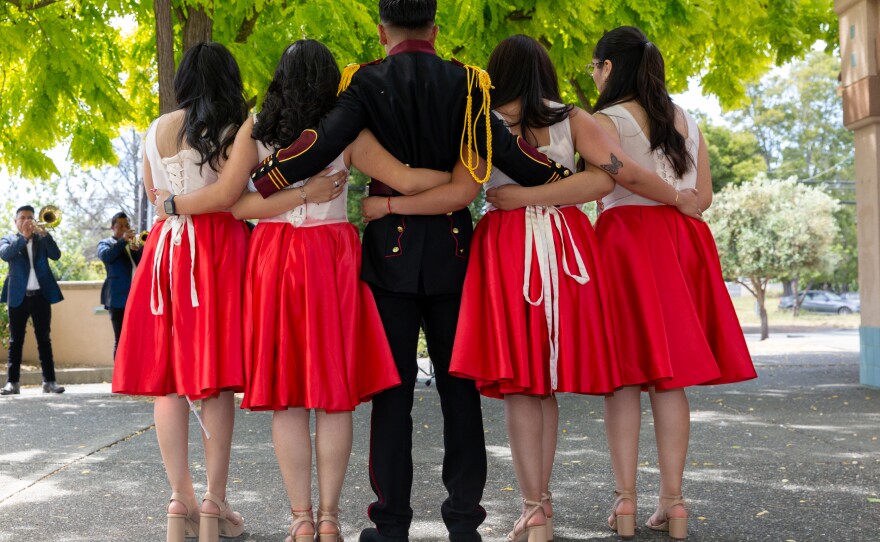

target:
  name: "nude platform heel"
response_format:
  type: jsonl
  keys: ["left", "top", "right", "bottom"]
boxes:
{"left": 166, "top": 492, "right": 200, "bottom": 542}
{"left": 198, "top": 492, "right": 245, "bottom": 542}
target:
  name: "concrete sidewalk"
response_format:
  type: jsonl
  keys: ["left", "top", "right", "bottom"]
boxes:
{"left": 0, "top": 342, "right": 878, "bottom": 541}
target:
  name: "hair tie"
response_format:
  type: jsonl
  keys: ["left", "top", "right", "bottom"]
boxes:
{"left": 641, "top": 40, "right": 650, "bottom": 48}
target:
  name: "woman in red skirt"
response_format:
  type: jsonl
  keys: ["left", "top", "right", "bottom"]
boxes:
{"left": 363, "top": 35, "right": 699, "bottom": 542}
{"left": 590, "top": 27, "right": 757, "bottom": 540}
{"left": 112, "top": 43, "right": 249, "bottom": 542}
{"left": 173, "top": 40, "right": 445, "bottom": 542}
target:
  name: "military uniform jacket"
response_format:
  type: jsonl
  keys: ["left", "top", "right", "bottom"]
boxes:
{"left": 251, "top": 40, "right": 572, "bottom": 295}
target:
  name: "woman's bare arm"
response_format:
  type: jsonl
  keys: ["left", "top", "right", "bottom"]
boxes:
{"left": 349, "top": 129, "right": 451, "bottom": 195}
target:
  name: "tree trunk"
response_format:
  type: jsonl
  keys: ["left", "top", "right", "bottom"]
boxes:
{"left": 182, "top": 5, "right": 213, "bottom": 51}
{"left": 791, "top": 275, "right": 801, "bottom": 317}
{"left": 154, "top": 0, "right": 175, "bottom": 116}
{"left": 753, "top": 278, "right": 769, "bottom": 340}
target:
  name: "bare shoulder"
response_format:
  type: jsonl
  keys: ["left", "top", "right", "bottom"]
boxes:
{"left": 590, "top": 110, "right": 620, "bottom": 140}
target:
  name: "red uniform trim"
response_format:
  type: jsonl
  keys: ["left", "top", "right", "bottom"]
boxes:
{"left": 277, "top": 129, "right": 318, "bottom": 163}
{"left": 389, "top": 40, "right": 436, "bottom": 56}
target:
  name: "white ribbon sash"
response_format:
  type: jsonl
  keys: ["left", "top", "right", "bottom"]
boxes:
{"left": 150, "top": 214, "right": 199, "bottom": 316}
{"left": 522, "top": 206, "right": 590, "bottom": 390}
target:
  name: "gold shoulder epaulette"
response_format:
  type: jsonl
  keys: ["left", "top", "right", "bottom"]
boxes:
{"left": 337, "top": 58, "right": 383, "bottom": 96}
{"left": 454, "top": 60, "right": 494, "bottom": 184}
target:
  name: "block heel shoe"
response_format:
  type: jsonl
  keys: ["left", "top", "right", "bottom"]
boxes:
{"left": 198, "top": 492, "right": 245, "bottom": 542}
{"left": 645, "top": 494, "right": 688, "bottom": 540}
{"left": 608, "top": 489, "right": 636, "bottom": 539}
{"left": 166, "top": 493, "right": 199, "bottom": 542}
{"left": 507, "top": 499, "right": 546, "bottom": 542}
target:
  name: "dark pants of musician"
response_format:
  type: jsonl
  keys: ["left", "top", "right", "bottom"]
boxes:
{"left": 368, "top": 288, "right": 487, "bottom": 539}
{"left": 109, "top": 307, "right": 125, "bottom": 360}
{"left": 6, "top": 292, "right": 55, "bottom": 383}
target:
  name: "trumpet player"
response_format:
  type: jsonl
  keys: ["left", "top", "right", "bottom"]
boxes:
{"left": 0, "top": 205, "right": 65, "bottom": 395}
{"left": 97, "top": 212, "right": 142, "bottom": 359}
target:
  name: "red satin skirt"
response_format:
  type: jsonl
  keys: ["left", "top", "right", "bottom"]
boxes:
{"left": 595, "top": 205, "right": 756, "bottom": 390}
{"left": 112, "top": 212, "right": 249, "bottom": 400}
{"left": 449, "top": 207, "right": 620, "bottom": 398}
{"left": 241, "top": 222, "right": 400, "bottom": 412}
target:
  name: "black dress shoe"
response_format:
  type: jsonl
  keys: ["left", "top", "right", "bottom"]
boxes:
{"left": 449, "top": 532, "right": 482, "bottom": 542}
{"left": 358, "top": 528, "right": 409, "bottom": 542}
{"left": 1, "top": 382, "right": 20, "bottom": 395}
{"left": 42, "top": 381, "right": 65, "bottom": 394}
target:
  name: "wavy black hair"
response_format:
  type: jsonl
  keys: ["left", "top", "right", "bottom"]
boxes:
{"left": 593, "top": 26, "right": 693, "bottom": 177}
{"left": 252, "top": 40, "right": 341, "bottom": 150}
{"left": 487, "top": 35, "right": 573, "bottom": 144}
{"left": 173, "top": 42, "right": 247, "bottom": 172}
{"left": 379, "top": 0, "right": 436, "bottom": 29}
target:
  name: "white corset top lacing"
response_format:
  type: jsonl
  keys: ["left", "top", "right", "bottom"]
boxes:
{"left": 150, "top": 154, "right": 199, "bottom": 316}
{"left": 522, "top": 205, "right": 590, "bottom": 390}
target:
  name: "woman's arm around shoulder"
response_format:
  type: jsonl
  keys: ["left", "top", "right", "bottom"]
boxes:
{"left": 158, "top": 117, "right": 258, "bottom": 217}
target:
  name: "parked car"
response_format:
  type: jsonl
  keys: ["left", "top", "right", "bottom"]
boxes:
{"left": 778, "top": 290, "right": 860, "bottom": 314}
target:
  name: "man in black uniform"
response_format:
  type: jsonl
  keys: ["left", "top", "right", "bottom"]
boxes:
{"left": 249, "top": 2, "right": 573, "bottom": 541}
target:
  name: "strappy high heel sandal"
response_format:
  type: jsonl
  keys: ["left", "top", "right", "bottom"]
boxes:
{"left": 199, "top": 492, "right": 245, "bottom": 542}
{"left": 316, "top": 508, "right": 344, "bottom": 542}
{"left": 608, "top": 489, "right": 637, "bottom": 539}
{"left": 285, "top": 507, "right": 315, "bottom": 542}
{"left": 167, "top": 492, "right": 200, "bottom": 542}
{"left": 540, "top": 492, "right": 553, "bottom": 542}
{"left": 507, "top": 499, "right": 547, "bottom": 542}
{"left": 645, "top": 494, "right": 688, "bottom": 540}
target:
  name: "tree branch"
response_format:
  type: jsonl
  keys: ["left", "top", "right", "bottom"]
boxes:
{"left": 5, "top": 0, "right": 63, "bottom": 10}
{"left": 507, "top": 10, "right": 532, "bottom": 21}
{"left": 568, "top": 78, "right": 591, "bottom": 111}
{"left": 234, "top": 9, "right": 260, "bottom": 43}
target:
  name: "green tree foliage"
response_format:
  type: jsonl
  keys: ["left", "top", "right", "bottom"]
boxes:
{"left": 699, "top": 120, "right": 767, "bottom": 192}
{"left": 1, "top": 0, "right": 835, "bottom": 179}
{"left": 731, "top": 50, "right": 853, "bottom": 181}
{"left": 709, "top": 176, "right": 839, "bottom": 339}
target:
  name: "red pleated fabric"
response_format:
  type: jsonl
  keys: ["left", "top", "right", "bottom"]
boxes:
{"left": 112, "top": 212, "right": 249, "bottom": 400}
{"left": 449, "top": 207, "right": 620, "bottom": 398}
{"left": 595, "top": 205, "right": 756, "bottom": 390}
{"left": 241, "top": 222, "right": 400, "bottom": 412}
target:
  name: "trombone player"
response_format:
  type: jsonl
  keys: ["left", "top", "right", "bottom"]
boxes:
{"left": 98, "top": 212, "right": 142, "bottom": 359}
{"left": 0, "top": 205, "right": 65, "bottom": 395}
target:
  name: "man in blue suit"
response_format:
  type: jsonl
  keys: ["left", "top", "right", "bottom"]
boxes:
{"left": 97, "top": 212, "right": 142, "bottom": 359}
{"left": 0, "top": 205, "right": 65, "bottom": 395}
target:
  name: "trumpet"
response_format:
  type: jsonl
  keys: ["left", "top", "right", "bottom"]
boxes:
{"left": 130, "top": 230, "right": 149, "bottom": 249}
{"left": 33, "top": 205, "right": 61, "bottom": 235}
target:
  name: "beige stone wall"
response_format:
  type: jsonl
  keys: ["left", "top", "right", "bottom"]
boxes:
{"left": 2, "top": 281, "right": 115, "bottom": 367}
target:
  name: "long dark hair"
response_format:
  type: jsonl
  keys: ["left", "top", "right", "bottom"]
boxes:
{"left": 487, "top": 34, "right": 573, "bottom": 143}
{"left": 252, "top": 40, "right": 341, "bottom": 149}
{"left": 593, "top": 26, "right": 693, "bottom": 177}
{"left": 173, "top": 42, "right": 247, "bottom": 172}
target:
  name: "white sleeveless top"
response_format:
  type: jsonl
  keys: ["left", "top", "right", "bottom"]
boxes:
{"left": 485, "top": 102, "right": 577, "bottom": 210}
{"left": 144, "top": 118, "right": 232, "bottom": 316}
{"left": 487, "top": 103, "right": 590, "bottom": 391}
{"left": 250, "top": 133, "right": 348, "bottom": 228}
{"left": 598, "top": 104, "right": 699, "bottom": 210}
